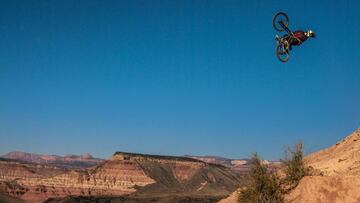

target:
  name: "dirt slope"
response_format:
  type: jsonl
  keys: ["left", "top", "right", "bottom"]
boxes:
{"left": 287, "top": 176, "right": 360, "bottom": 203}
{"left": 305, "top": 128, "right": 360, "bottom": 176}
{"left": 287, "top": 128, "right": 360, "bottom": 203}
{"left": 217, "top": 128, "right": 360, "bottom": 203}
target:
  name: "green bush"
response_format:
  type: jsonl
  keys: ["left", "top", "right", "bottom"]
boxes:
{"left": 238, "top": 142, "right": 309, "bottom": 202}
{"left": 282, "top": 142, "right": 309, "bottom": 190}
{"left": 238, "top": 154, "right": 283, "bottom": 203}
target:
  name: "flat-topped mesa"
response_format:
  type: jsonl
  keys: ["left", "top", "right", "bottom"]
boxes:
{"left": 111, "top": 152, "right": 207, "bottom": 183}
{"left": 112, "top": 151, "right": 206, "bottom": 164}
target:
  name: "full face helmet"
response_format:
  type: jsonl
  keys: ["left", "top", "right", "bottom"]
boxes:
{"left": 306, "top": 30, "right": 316, "bottom": 38}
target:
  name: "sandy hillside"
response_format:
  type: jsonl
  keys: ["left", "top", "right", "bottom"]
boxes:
{"left": 217, "top": 128, "right": 360, "bottom": 203}
{"left": 287, "top": 128, "right": 360, "bottom": 203}
{"left": 287, "top": 176, "right": 360, "bottom": 203}
{"left": 305, "top": 128, "right": 360, "bottom": 176}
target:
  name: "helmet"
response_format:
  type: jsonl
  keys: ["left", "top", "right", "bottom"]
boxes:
{"left": 307, "top": 30, "right": 316, "bottom": 38}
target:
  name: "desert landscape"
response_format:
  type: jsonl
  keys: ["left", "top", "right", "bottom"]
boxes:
{"left": 0, "top": 129, "right": 360, "bottom": 202}
{"left": 0, "top": 151, "right": 241, "bottom": 202}
{"left": 1, "top": 0, "right": 359, "bottom": 202}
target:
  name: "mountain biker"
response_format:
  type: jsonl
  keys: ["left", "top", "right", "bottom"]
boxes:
{"left": 276, "top": 30, "right": 316, "bottom": 50}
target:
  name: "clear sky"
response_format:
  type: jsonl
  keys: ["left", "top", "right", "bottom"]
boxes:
{"left": 0, "top": 0, "right": 359, "bottom": 160}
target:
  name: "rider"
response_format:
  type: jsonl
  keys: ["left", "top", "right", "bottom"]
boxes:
{"left": 276, "top": 30, "right": 316, "bottom": 50}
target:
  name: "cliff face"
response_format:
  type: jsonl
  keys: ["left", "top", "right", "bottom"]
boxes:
{"left": 0, "top": 158, "right": 68, "bottom": 201}
{"left": 111, "top": 152, "right": 205, "bottom": 183}
{"left": 0, "top": 155, "right": 155, "bottom": 201}
{"left": 0, "top": 152, "right": 240, "bottom": 202}
{"left": 0, "top": 158, "right": 66, "bottom": 181}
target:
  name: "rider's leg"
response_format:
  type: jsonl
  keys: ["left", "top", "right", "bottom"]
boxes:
{"left": 288, "top": 38, "right": 299, "bottom": 50}
{"left": 282, "top": 35, "right": 290, "bottom": 50}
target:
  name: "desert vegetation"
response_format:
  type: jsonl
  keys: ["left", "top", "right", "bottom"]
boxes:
{"left": 238, "top": 153, "right": 283, "bottom": 203}
{"left": 238, "top": 143, "right": 309, "bottom": 203}
{"left": 282, "top": 143, "right": 309, "bottom": 191}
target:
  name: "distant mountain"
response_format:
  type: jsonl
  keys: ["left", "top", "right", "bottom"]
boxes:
{"left": 0, "top": 151, "right": 241, "bottom": 202}
{"left": 1, "top": 151, "right": 104, "bottom": 168}
{"left": 186, "top": 155, "right": 281, "bottom": 173}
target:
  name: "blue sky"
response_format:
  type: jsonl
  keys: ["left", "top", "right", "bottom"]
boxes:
{"left": 0, "top": 0, "right": 359, "bottom": 160}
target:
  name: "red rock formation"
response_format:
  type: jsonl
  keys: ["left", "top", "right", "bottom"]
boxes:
{"left": 111, "top": 152, "right": 205, "bottom": 183}
{"left": 0, "top": 155, "right": 155, "bottom": 202}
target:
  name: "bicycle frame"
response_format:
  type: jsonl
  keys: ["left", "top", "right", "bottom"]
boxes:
{"left": 279, "top": 20, "right": 293, "bottom": 36}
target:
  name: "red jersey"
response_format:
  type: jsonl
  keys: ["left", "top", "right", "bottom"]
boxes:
{"left": 292, "top": 31, "right": 308, "bottom": 44}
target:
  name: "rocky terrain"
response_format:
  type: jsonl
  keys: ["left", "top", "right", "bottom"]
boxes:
{"left": 286, "top": 128, "right": 360, "bottom": 203}
{"left": 1, "top": 152, "right": 103, "bottom": 169}
{"left": 10, "top": 127, "right": 360, "bottom": 203}
{"left": 0, "top": 152, "right": 241, "bottom": 202}
{"left": 215, "top": 128, "right": 360, "bottom": 203}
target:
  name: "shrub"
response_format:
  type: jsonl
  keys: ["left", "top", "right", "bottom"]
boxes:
{"left": 238, "top": 142, "right": 310, "bottom": 202}
{"left": 238, "top": 154, "right": 283, "bottom": 203}
{"left": 282, "top": 142, "right": 309, "bottom": 190}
